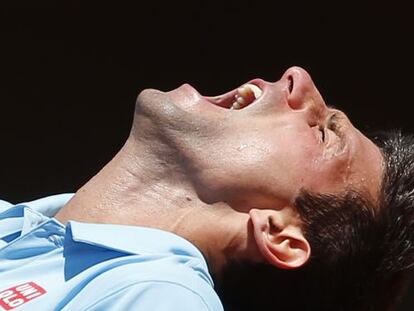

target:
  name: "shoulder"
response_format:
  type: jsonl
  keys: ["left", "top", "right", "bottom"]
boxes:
{"left": 65, "top": 263, "right": 223, "bottom": 311}
{"left": 82, "top": 281, "right": 222, "bottom": 311}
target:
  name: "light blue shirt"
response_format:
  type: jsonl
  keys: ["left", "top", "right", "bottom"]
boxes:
{"left": 0, "top": 194, "right": 223, "bottom": 311}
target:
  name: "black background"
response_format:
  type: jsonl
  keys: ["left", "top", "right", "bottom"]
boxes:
{"left": 1, "top": 1, "right": 413, "bottom": 309}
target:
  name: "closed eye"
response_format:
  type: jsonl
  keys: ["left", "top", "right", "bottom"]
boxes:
{"left": 316, "top": 112, "right": 343, "bottom": 144}
{"left": 319, "top": 127, "right": 326, "bottom": 142}
{"left": 319, "top": 112, "right": 345, "bottom": 146}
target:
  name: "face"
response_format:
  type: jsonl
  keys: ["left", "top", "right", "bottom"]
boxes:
{"left": 135, "top": 67, "right": 383, "bottom": 210}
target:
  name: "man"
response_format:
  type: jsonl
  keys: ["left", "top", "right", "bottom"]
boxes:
{"left": 0, "top": 67, "right": 413, "bottom": 310}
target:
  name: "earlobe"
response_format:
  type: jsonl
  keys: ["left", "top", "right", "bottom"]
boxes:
{"left": 249, "top": 208, "right": 311, "bottom": 270}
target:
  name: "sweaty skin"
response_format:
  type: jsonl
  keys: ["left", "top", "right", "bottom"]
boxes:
{"left": 55, "top": 67, "right": 383, "bottom": 275}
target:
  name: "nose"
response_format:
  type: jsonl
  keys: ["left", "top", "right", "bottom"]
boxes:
{"left": 282, "top": 66, "right": 327, "bottom": 113}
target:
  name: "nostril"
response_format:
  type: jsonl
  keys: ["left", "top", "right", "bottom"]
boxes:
{"left": 288, "top": 75, "right": 294, "bottom": 94}
{"left": 283, "top": 67, "right": 327, "bottom": 113}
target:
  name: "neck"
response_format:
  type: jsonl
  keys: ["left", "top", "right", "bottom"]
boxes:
{"left": 55, "top": 137, "right": 258, "bottom": 275}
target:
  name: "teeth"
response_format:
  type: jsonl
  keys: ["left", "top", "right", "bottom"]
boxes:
{"left": 231, "top": 101, "right": 242, "bottom": 110}
{"left": 236, "top": 96, "right": 246, "bottom": 105}
{"left": 230, "top": 83, "right": 263, "bottom": 110}
{"left": 248, "top": 84, "right": 263, "bottom": 99}
{"left": 237, "top": 85, "right": 250, "bottom": 98}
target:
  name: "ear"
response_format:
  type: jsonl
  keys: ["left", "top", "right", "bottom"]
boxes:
{"left": 249, "top": 208, "right": 311, "bottom": 269}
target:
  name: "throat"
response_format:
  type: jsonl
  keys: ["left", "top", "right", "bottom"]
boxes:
{"left": 55, "top": 137, "right": 193, "bottom": 225}
{"left": 53, "top": 137, "right": 254, "bottom": 280}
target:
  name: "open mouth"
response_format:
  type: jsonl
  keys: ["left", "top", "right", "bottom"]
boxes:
{"left": 203, "top": 82, "right": 264, "bottom": 110}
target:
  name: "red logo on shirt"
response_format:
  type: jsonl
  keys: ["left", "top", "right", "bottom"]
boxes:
{"left": 0, "top": 282, "right": 46, "bottom": 310}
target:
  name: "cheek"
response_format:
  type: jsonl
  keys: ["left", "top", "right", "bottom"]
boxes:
{"left": 267, "top": 134, "right": 321, "bottom": 192}
{"left": 191, "top": 120, "right": 323, "bottom": 203}
{"left": 223, "top": 127, "right": 321, "bottom": 199}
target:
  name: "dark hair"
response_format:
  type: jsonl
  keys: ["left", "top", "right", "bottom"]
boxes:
{"left": 216, "top": 130, "right": 414, "bottom": 311}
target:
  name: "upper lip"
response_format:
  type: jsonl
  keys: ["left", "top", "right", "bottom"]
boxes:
{"left": 202, "top": 78, "right": 267, "bottom": 110}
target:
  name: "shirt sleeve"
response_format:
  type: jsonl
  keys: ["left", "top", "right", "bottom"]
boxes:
{"left": 84, "top": 282, "right": 216, "bottom": 311}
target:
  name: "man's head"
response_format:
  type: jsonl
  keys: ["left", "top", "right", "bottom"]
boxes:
{"left": 133, "top": 67, "right": 382, "bottom": 206}
{"left": 129, "top": 67, "right": 413, "bottom": 309}
{"left": 132, "top": 66, "right": 383, "bottom": 265}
